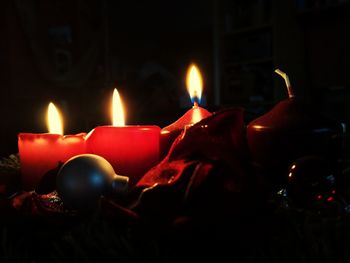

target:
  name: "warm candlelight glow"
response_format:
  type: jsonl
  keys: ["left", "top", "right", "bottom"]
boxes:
{"left": 87, "top": 88, "right": 160, "bottom": 185}
{"left": 186, "top": 63, "right": 203, "bottom": 104}
{"left": 160, "top": 63, "right": 211, "bottom": 159}
{"left": 112, "top": 88, "right": 125, "bottom": 126}
{"left": 47, "top": 102, "right": 63, "bottom": 135}
{"left": 192, "top": 108, "right": 203, "bottom": 124}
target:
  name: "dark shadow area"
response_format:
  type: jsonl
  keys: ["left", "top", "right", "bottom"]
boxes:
{"left": 1, "top": 0, "right": 350, "bottom": 156}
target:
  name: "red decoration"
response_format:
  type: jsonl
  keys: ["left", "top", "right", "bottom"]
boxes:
{"left": 247, "top": 70, "right": 343, "bottom": 187}
{"left": 18, "top": 133, "right": 86, "bottom": 190}
{"left": 85, "top": 89, "right": 161, "bottom": 186}
{"left": 134, "top": 108, "right": 252, "bottom": 221}
{"left": 86, "top": 126, "right": 160, "bottom": 186}
{"left": 247, "top": 97, "right": 343, "bottom": 187}
{"left": 18, "top": 103, "right": 87, "bottom": 190}
{"left": 160, "top": 63, "right": 212, "bottom": 159}
{"left": 160, "top": 104, "right": 211, "bottom": 159}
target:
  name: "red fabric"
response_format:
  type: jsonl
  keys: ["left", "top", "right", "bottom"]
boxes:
{"left": 134, "top": 108, "right": 251, "bottom": 221}
{"left": 138, "top": 107, "right": 246, "bottom": 188}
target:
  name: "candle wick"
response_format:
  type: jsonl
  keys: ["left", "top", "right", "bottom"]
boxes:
{"left": 274, "top": 69, "right": 295, "bottom": 99}
{"left": 193, "top": 101, "right": 199, "bottom": 108}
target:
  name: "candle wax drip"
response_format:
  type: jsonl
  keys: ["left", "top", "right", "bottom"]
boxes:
{"left": 160, "top": 105, "right": 211, "bottom": 159}
{"left": 162, "top": 106, "right": 211, "bottom": 132}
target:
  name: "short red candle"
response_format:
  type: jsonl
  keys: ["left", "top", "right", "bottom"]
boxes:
{"left": 18, "top": 133, "right": 86, "bottom": 190}
{"left": 160, "top": 64, "right": 212, "bottom": 158}
{"left": 86, "top": 89, "right": 160, "bottom": 186}
{"left": 161, "top": 104, "right": 211, "bottom": 158}
{"left": 18, "top": 103, "right": 86, "bottom": 190}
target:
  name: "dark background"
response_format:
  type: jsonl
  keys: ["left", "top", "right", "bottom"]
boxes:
{"left": 1, "top": 0, "right": 350, "bottom": 156}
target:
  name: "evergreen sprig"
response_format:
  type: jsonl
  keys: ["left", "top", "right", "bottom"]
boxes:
{"left": 0, "top": 154, "right": 20, "bottom": 174}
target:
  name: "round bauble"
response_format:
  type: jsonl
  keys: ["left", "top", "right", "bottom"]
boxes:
{"left": 56, "top": 154, "right": 128, "bottom": 210}
{"left": 286, "top": 155, "right": 337, "bottom": 209}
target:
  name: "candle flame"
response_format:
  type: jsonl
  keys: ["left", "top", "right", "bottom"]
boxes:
{"left": 112, "top": 88, "right": 125, "bottom": 126}
{"left": 47, "top": 102, "right": 63, "bottom": 135}
{"left": 186, "top": 63, "right": 203, "bottom": 105}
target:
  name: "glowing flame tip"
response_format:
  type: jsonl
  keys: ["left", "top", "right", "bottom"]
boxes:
{"left": 47, "top": 102, "right": 63, "bottom": 135}
{"left": 112, "top": 88, "right": 125, "bottom": 126}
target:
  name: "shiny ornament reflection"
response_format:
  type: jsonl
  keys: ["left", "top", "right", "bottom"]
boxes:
{"left": 57, "top": 154, "right": 128, "bottom": 210}
{"left": 284, "top": 155, "right": 342, "bottom": 213}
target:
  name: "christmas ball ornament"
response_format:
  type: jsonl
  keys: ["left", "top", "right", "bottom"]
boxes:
{"left": 286, "top": 155, "right": 337, "bottom": 210}
{"left": 57, "top": 154, "right": 128, "bottom": 210}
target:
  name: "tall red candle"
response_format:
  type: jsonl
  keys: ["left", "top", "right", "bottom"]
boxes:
{"left": 18, "top": 103, "right": 86, "bottom": 190}
{"left": 86, "top": 89, "right": 160, "bottom": 186}
{"left": 160, "top": 64, "right": 211, "bottom": 158}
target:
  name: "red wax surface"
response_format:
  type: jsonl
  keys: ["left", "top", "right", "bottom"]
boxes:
{"left": 160, "top": 106, "right": 211, "bottom": 159}
{"left": 247, "top": 98, "right": 343, "bottom": 186}
{"left": 86, "top": 126, "right": 160, "bottom": 185}
{"left": 18, "top": 133, "right": 86, "bottom": 190}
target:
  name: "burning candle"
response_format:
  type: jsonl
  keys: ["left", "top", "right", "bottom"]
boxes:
{"left": 86, "top": 89, "right": 160, "bottom": 186}
{"left": 18, "top": 103, "right": 86, "bottom": 190}
{"left": 160, "top": 63, "right": 212, "bottom": 158}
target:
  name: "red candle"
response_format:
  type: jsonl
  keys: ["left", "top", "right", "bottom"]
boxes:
{"left": 246, "top": 69, "right": 343, "bottom": 187}
{"left": 86, "top": 89, "right": 160, "bottom": 186}
{"left": 160, "top": 64, "right": 211, "bottom": 158}
{"left": 18, "top": 103, "right": 86, "bottom": 190}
